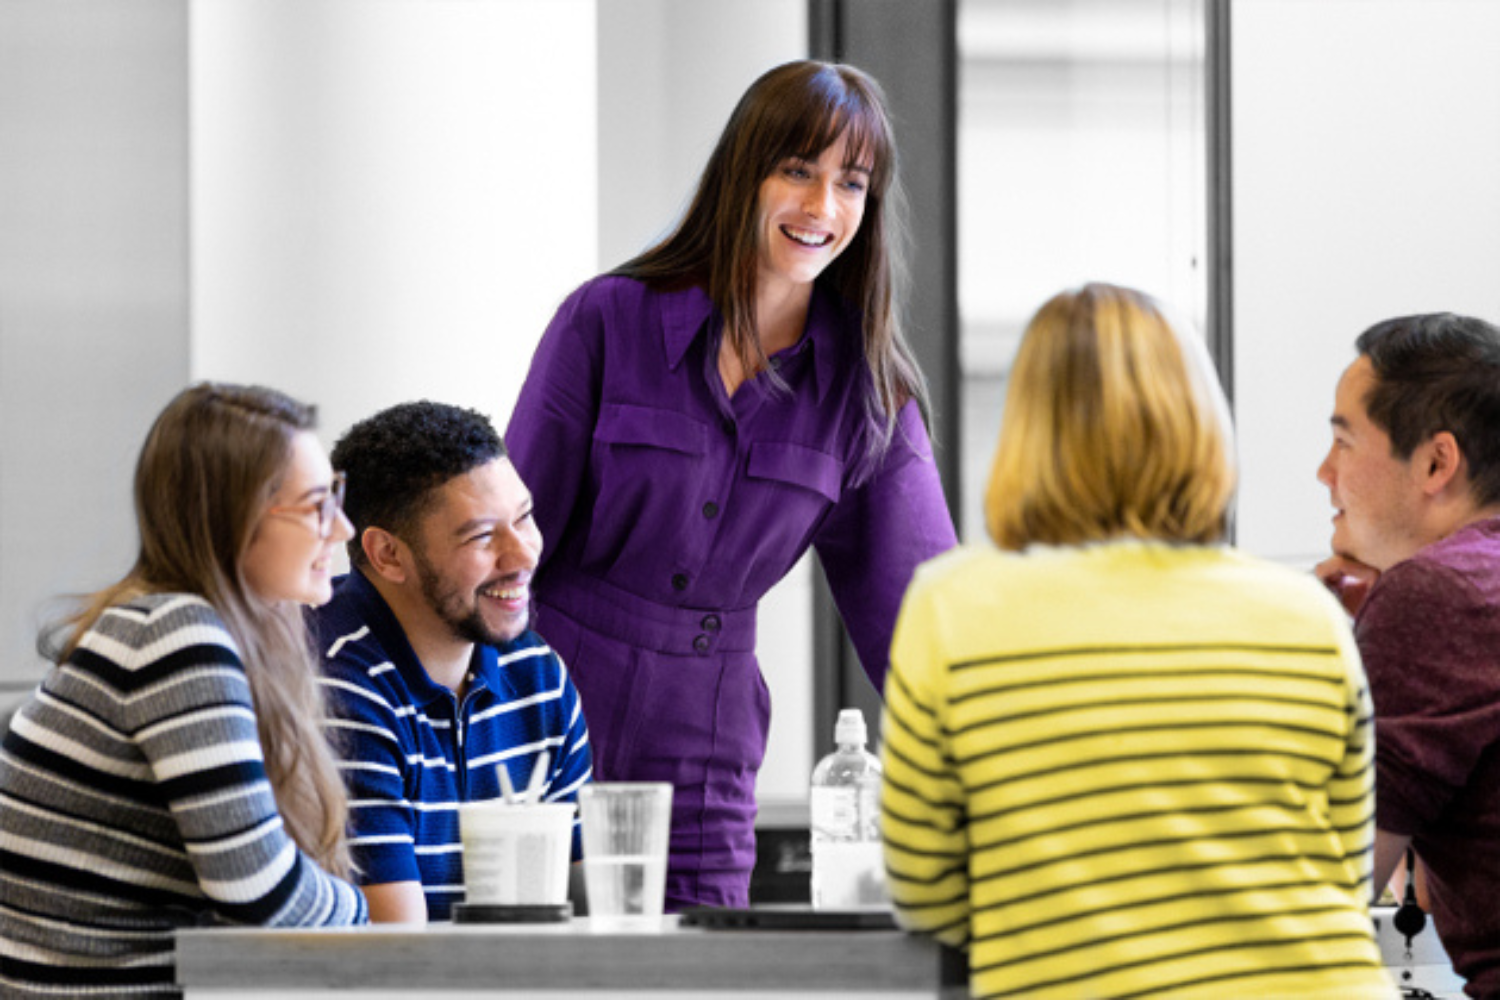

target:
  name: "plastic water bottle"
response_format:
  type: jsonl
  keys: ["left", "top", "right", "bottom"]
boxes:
{"left": 809, "top": 708, "right": 888, "bottom": 909}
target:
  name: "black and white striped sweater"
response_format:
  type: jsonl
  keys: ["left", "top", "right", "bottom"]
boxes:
{"left": 0, "top": 593, "right": 366, "bottom": 998}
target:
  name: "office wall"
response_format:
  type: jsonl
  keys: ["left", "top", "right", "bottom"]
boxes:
{"left": 190, "top": 0, "right": 598, "bottom": 453}
{"left": 0, "top": 0, "right": 190, "bottom": 691}
{"left": 197, "top": 0, "right": 817, "bottom": 800}
{"left": 958, "top": 0, "right": 1207, "bottom": 544}
{"left": 194, "top": 0, "right": 814, "bottom": 799}
{"left": 0, "top": 0, "right": 815, "bottom": 797}
{"left": 1231, "top": 0, "right": 1500, "bottom": 564}
{"left": 597, "top": 0, "right": 807, "bottom": 271}
{"left": 14, "top": 1, "right": 1492, "bottom": 793}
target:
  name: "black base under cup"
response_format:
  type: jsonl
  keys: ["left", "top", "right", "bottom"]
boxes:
{"left": 451, "top": 902, "right": 574, "bottom": 924}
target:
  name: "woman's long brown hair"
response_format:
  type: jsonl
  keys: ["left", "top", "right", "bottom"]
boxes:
{"left": 43, "top": 383, "right": 354, "bottom": 877}
{"left": 615, "top": 60, "right": 929, "bottom": 476}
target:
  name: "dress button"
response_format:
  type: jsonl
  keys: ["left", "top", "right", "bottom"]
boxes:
{"left": 692, "top": 635, "right": 711, "bottom": 654}
{"left": 702, "top": 501, "right": 719, "bottom": 519}
{"left": 671, "top": 573, "right": 689, "bottom": 591}
{"left": 701, "top": 614, "right": 721, "bottom": 633}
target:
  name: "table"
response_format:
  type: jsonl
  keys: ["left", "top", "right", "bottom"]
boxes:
{"left": 178, "top": 906, "right": 1467, "bottom": 999}
{"left": 176, "top": 917, "right": 968, "bottom": 999}
{"left": 1371, "top": 904, "right": 1467, "bottom": 999}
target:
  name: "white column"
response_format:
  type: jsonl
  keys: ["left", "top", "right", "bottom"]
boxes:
{"left": 190, "top": 0, "right": 599, "bottom": 443}
{"left": 0, "top": 0, "right": 190, "bottom": 688}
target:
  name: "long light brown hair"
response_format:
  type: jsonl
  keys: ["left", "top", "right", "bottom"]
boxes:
{"left": 615, "top": 59, "right": 928, "bottom": 473}
{"left": 986, "top": 283, "right": 1236, "bottom": 551}
{"left": 43, "top": 383, "right": 353, "bottom": 877}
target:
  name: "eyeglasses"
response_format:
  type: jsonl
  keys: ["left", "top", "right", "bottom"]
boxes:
{"left": 265, "top": 472, "right": 347, "bottom": 539}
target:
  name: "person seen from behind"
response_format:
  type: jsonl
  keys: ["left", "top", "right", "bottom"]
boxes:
{"left": 881, "top": 284, "right": 1394, "bottom": 999}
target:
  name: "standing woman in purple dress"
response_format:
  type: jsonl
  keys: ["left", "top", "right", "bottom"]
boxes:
{"left": 506, "top": 60, "right": 957, "bottom": 910}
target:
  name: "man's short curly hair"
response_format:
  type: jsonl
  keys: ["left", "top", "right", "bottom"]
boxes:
{"left": 331, "top": 401, "right": 507, "bottom": 567}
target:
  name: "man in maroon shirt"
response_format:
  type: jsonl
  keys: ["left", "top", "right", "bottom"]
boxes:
{"left": 1316, "top": 312, "right": 1500, "bottom": 999}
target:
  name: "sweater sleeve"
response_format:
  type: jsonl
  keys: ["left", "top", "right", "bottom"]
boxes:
{"left": 1324, "top": 600, "right": 1378, "bottom": 896}
{"left": 812, "top": 400, "right": 958, "bottom": 693}
{"left": 1355, "top": 558, "right": 1494, "bottom": 836}
{"left": 880, "top": 574, "right": 971, "bottom": 948}
{"left": 116, "top": 600, "right": 367, "bottom": 927}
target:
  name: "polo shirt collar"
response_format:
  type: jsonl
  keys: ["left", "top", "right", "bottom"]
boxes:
{"left": 658, "top": 282, "right": 843, "bottom": 403}
{"left": 340, "top": 568, "right": 496, "bottom": 706}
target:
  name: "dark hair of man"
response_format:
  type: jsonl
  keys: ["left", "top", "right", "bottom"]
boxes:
{"left": 1356, "top": 312, "right": 1500, "bottom": 507}
{"left": 331, "top": 401, "right": 507, "bottom": 567}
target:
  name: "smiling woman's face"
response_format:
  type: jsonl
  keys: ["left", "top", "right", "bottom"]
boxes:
{"left": 755, "top": 131, "right": 870, "bottom": 297}
{"left": 241, "top": 430, "right": 353, "bottom": 606}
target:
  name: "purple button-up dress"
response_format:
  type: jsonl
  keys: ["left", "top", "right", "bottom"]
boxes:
{"left": 506, "top": 275, "right": 956, "bottom": 909}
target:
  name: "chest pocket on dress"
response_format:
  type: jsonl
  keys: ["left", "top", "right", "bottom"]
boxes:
{"left": 594, "top": 402, "right": 709, "bottom": 455}
{"left": 590, "top": 405, "right": 709, "bottom": 543}
{"left": 746, "top": 441, "right": 842, "bottom": 504}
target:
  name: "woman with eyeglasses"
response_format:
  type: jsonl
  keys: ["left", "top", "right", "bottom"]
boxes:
{"left": 0, "top": 382, "right": 367, "bottom": 998}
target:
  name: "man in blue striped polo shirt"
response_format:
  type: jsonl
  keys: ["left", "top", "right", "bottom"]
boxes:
{"left": 315, "top": 401, "right": 593, "bottom": 923}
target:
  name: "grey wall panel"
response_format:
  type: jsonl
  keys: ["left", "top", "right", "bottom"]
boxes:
{"left": 1227, "top": 0, "right": 1500, "bottom": 566}
{"left": 0, "top": 0, "right": 190, "bottom": 690}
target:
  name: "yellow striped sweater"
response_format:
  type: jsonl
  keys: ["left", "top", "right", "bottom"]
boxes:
{"left": 882, "top": 541, "right": 1395, "bottom": 999}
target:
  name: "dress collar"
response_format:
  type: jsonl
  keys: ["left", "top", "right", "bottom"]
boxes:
{"left": 656, "top": 282, "right": 844, "bottom": 404}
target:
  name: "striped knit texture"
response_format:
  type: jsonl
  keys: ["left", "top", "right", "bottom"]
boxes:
{"left": 882, "top": 542, "right": 1396, "bottom": 999}
{"left": 317, "top": 572, "right": 593, "bottom": 921}
{"left": 0, "top": 593, "right": 367, "bottom": 999}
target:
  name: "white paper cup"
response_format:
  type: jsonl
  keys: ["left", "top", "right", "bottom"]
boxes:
{"left": 578, "top": 783, "right": 673, "bottom": 930}
{"left": 459, "top": 800, "right": 575, "bottom": 907}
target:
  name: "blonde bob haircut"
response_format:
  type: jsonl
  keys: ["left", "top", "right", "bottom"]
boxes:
{"left": 986, "top": 282, "right": 1236, "bottom": 551}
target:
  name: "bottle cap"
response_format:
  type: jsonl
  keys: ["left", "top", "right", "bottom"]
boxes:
{"left": 834, "top": 708, "right": 867, "bottom": 746}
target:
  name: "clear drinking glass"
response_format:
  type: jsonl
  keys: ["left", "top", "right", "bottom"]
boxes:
{"left": 578, "top": 782, "right": 673, "bottom": 930}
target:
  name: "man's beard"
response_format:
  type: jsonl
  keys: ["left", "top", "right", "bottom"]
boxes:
{"left": 411, "top": 544, "right": 527, "bottom": 647}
